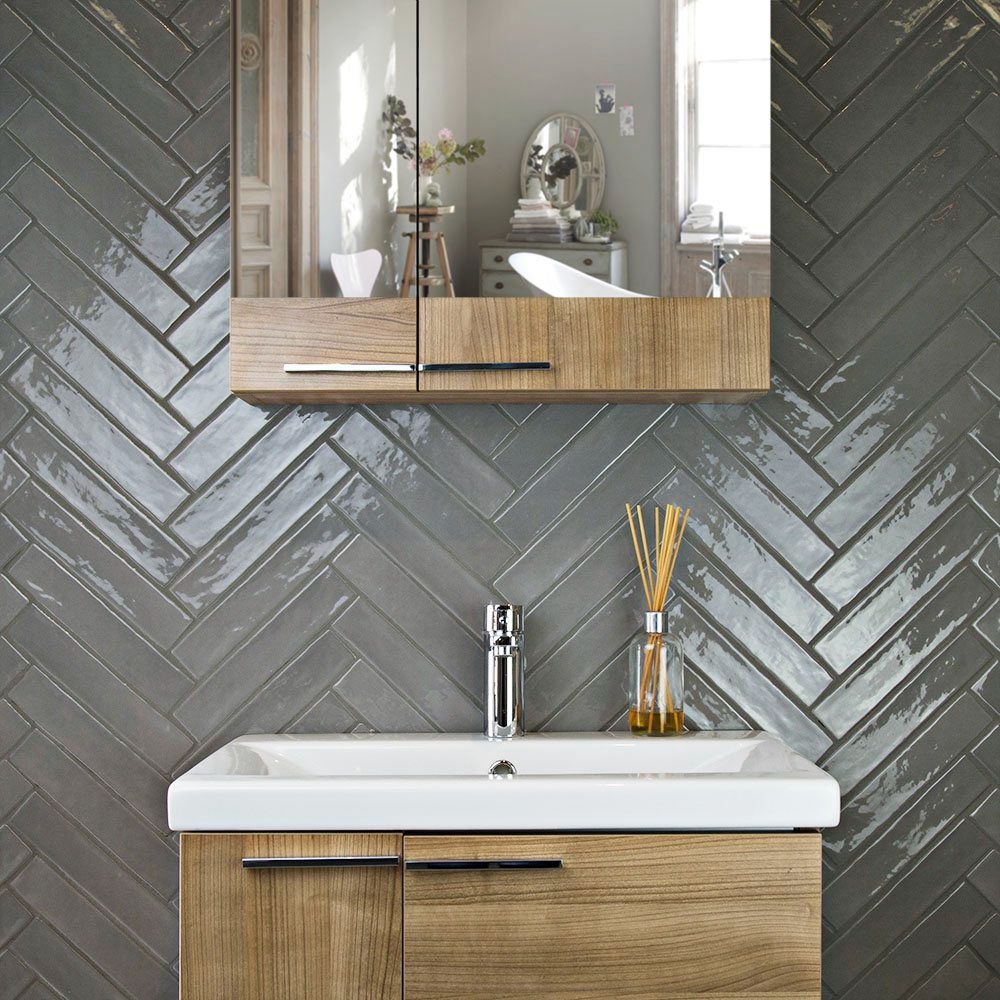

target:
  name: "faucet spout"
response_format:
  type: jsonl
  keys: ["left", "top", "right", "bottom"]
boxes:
{"left": 484, "top": 604, "right": 525, "bottom": 739}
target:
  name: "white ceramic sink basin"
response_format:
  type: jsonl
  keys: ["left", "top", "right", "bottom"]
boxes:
{"left": 168, "top": 731, "right": 839, "bottom": 832}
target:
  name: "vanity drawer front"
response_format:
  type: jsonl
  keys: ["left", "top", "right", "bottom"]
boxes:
{"left": 403, "top": 833, "right": 821, "bottom": 999}
{"left": 481, "top": 247, "right": 613, "bottom": 276}
{"left": 181, "top": 833, "right": 402, "bottom": 999}
{"left": 479, "top": 271, "right": 535, "bottom": 297}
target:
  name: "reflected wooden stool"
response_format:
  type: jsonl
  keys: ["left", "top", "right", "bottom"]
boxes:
{"left": 397, "top": 205, "right": 456, "bottom": 298}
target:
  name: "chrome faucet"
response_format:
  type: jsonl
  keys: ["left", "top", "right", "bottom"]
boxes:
{"left": 700, "top": 212, "right": 740, "bottom": 299}
{"left": 484, "top": 604, "right": 524, "bottom": 739}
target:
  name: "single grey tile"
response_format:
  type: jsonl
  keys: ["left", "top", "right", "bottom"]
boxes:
{"left": 289, "top": 688, "right": 356, "bottom": 734}
{"left": 0, "top": 192, "right": 29, "bottom": 252}
{"left": 172, "top": 407, "right": 338, "bottom": 547}
{"left": 497, "top": 406, "right": 663, "bottom": 546}
{"left": 9, "top": 668, "right": 168, "bottom": 827}
{"left": 972, "top": 342, "right": 1000, "bottom": 396}
{"left": 7, "top": 423, "right": 189, "bottom": 593}
{"left": 969, "top": 852, "right": 1000, "bottom": 910}
{"left": 492, "top": 403, "right": 602, "bottom": 486}
{"left": 334, "top": 659, "right": 435, "bottom": 733}
{"left": 771, "top": 59, "right": 829, "bottom": 139}
{"left": 330, "top": 473, "right": 495, "bottom": 624}
{"left": 0, "top": 70, "right": 29, "bottom": 126}
{"left": 8, "top": 355, "right": 188, "bottom": 520}
{"left": 0, "top": 824, "right": 30, "bottom": 883}
{"left": 817, "top": 438, "right": 990, "bottom": 607}
{"left": 771, "top": 244, "right": 833, "bottom": 328}
{"left": 0, "top": 383, "right": 27, "bottom": 437}
{"left": 975, "top": 662, "right": 1000, "bottom": 714}
{"left": 0, "top": 317, "right": 27, "bottom": 378}
{"left": 657, "top": 407, "right": 833, "bottom": 577}
{"left": 808, "top": 0, "right": 883, "bottom": 44}
{"left": 971, "top": 155, "right": 1000, "bottom": 212}
{"left": 7, "top": 37, "right": 188, "bottom": 201}
{"left": 170, "top": 397, "right": 271, "bottom": 487}
{"left": 816, "top": 504, "right": 992, "bottom": 672}
{"left": 12, "top": 857, "right": 175, "bottom": 999}
{"left": 9, "top": 163, "right": 187, "bottom": 331}
{"left": 911, "top": 947, "right": 992, "bottom": 1000}
{"left": 0, "top": 950, "right": 33, "bottom": 1000}
{"left": 8, "top": 0, "right": 190, "bottom": 140}
{"left": 970, "top": 217, "right": 1000, "bottom": 275}
{"left": 170, "top": 218, "right": 230, "bottom": 299}
{"left": 828, "top": 694, "right": 990, "bottom": 859}
{"left": 171, "top": 446, "right": 349, "bottom": 612}
{"left": 824, "top": 758, "right": 991, "bottom": 927}
{"left": 756, "top": 371, "right": 834, "bottom": 450}
{"left": 167, "top": 344, "right": 228, "bottom": 425}
{"left": 170, "top": 154, "right": 229, "bottom": 236}
{"left": 334, "top": 411, "right": 515, "bottom": 577}
{"left": 369, "top": 404, "right": 514, "bottom": 519}
{"left": 811, "top": 0, "right": 949, "bottom": 107}
{"left": 772, "top": 182, "right": 832, "bottom": 266}
{"left": 172, "top": 0, "right": 228, "bottom": 44}
{"left": 0, "top": 451, "right": 27, "bottom": 507}
{"left": 812, "top": 62, "right": 988, "bottom": 231}
{"left": 333, "top": 532, "right": 481, "bottom": 696}
{"left": 0, "top": 759, "right": 31, "bottom": 820}
{"left": 817, "top": 249, "right": 991, "bottom": 419}
{"left": 772, "top": 122, "right": 831, "bottom": 204}
{"left": 430, "top": 403, "right": 515, "bottom": 456}
{"left": 818, "top": 314, "right": 991, "bottom": 483}
{"left": 0, "top": 889, "right": 30, "bottom": 948}
{"left": 5, "top": 604, "right": 191, "bottom": 769}
{"left": 175, "top": 568, "right": 352, "bottom": 738}
{"left": 8, "top": 228, "right": 186, "bottom": 396}
{"left": 172, "top": 27, "right": 228, "bottom": 108}
{"left": 497, "top": 436, "right": 673, "bottom": 605}
{"left": 814, "top": 186, "right": 989, "bottom": 356}
{"left": 0, "top": 574, "right": 27, "bottom": 629}
{"left": 814, "top": 127, "right": 989, "bottom": 295}
{"left": 973, "top": 789, "right": 1000, "bottom": 844}
{"left": 166, "top": 280, "right": 229, "bottom": 364}
{"left": 968, "top": 92, "right": 1000, "bottom": 149}
{"left": 6, "top": 100, "right": 188, "bottom": 268}
{"left": 0, "top": 256, "right": 29, "bottom": 311}
{"left": 173, "top": 506, "right": 351, "bottom": 676}
{"left": 967, "top": 22, "right": 1000, "bottom": 87}
{"left": 11, "top": 731, "right": 177, "bottom": 897}
{"left": 0, "top": 698, "right": 28, "bottom": 756}
{"left": 79, "top": 0, "right": 191, "bottom": 78}
{"left": 812, "top": 2, "right": 985, "bottom": 168}
{"left": 171, "top": 90, "right": 228, "bottom": 171}
{"left": 8, "top": 544, "right": 190, "bottom": 711}
{"left": 816, "top": 567, "right": 993, "bottom": 734}
{"left": 770, "top": 304, "right": 835, "bottom": 390}
{"left": 816, "top": 377, "right": 993, "bottom": 545}
{"left": 9, "top": 290, "right": 188, "bottom": 458}
{"left": 974, "top": 727, "right": 1000, "bottom": 781}
{"left": 10, "top": 793, "right": 177, "bottom": 962}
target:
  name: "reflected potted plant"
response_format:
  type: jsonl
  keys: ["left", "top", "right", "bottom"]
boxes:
{"left": 384, "top": 97, "right": 486, "bottom": 206}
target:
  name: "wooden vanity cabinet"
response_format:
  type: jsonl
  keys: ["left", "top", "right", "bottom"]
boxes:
{"left": 180, "top": 833, "right": 403, "bottom": 999}
{"left": 179, "top": 831, "right": 820, "bottom": 999}
{"left": 403, "top": 833, "right": 821, "bottom": 999}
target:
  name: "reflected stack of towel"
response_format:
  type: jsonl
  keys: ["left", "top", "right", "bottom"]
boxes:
{"left": 680, "top": 202, "right": 747, "bottom": 244}
{"left": 508, "top": 197, "right": 573, "bottom": 243}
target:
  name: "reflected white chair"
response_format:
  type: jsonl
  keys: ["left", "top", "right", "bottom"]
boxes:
{"left": 508, "top": 252, "right": 650, "bottom": 298}
{"left": 330, "top": 249, "right": 382, "bottom": 297}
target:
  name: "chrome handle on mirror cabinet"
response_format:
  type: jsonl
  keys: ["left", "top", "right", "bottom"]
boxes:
{"left": 405, "top": 859, "right": 563, "bottom": 871}
{"left": 242, "top": 856, "right": 400, "bottom": 870}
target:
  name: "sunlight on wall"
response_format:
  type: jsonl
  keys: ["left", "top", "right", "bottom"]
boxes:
{"left": 339, "top": 45, "right": 368, "bottom": 166}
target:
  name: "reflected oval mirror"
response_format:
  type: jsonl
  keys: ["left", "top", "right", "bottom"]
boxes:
{"left": 520, "top": 113, "right": 605, "bottom": 217}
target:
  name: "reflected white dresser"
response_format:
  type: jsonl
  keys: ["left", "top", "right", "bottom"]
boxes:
{"left": 479, "top": 239, "right": 629, "bottom": 296}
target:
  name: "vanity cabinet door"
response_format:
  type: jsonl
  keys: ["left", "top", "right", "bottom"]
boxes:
{"left": 181, "top": 833, "right": 402, "bottom": 999}
{"left": 403, "top": 833, "right": 820, "bottom": 999}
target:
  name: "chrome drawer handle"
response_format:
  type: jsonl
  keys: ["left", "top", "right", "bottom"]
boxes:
{"left": 405, "top": 859, "right": 563, "bottom": 871}
{"left": 243, "top": 856, "right": 400, "bottom": 870}
{"left": 284, "top": 362, "right": 551, "bottom": 374}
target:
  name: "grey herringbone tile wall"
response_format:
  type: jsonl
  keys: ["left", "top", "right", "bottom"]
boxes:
{"left": 0, "top": 0, "right": 996, "bottom": 996}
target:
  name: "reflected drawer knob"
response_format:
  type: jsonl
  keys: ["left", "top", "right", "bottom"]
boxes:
{"left": 583, "top": 258, "right": 594, "bottom": 266}
{"left": 495, "top": 282, "right": 504, "bottom": 290}
{"left": 494, "top": 255, "right": 504, "bottom": 263}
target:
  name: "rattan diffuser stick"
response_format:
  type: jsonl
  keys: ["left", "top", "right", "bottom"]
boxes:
{"left": 626, "top": 502, "right": 690, "bottom": 733}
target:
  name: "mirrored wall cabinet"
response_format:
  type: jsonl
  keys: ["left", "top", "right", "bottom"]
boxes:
{"left": 231, "top": 0, "right": 771, "bottom": 404}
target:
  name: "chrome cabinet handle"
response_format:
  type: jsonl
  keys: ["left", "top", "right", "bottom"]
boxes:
{"left": 284, "top": 362, "right": 552, "bottom": 374}
{"left": 405, "top": 859, "right": 562, "bottom": 871}
{"left": 243, "top": 855, "right": 400, "bottom": 870}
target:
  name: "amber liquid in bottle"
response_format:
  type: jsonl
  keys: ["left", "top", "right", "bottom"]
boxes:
{"left": 629, "top": 708, "right": 685, "bottom": 736}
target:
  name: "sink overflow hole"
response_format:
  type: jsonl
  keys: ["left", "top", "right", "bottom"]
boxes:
{"left": 489, "top": 759, "right": 517, "bottom": 777}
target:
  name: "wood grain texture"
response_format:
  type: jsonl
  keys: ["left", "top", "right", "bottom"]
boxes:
{"left": 230, "top": 298, "right": 417, "bottom": 402}
{"left": 180, "top": 833, "right": 403, "bottom": 1000}
{"left": 403, "top": 833, "right": 821, "bottom": 1000}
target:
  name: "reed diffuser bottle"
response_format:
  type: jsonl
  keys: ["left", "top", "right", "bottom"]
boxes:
{"left": 625, "top": 503, "right": 689, "bottom": 736}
